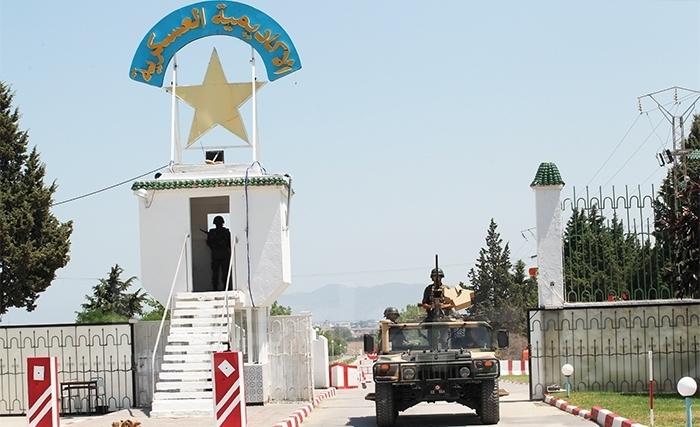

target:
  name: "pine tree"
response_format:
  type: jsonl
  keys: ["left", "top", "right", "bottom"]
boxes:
{"left": 469, "top": 219, "right": 514, "bottom": 331}
{"left": 399, "top": 303, "right": 424, "bottom": 322}
{"left": 270, "top": 301, "right": 292, "bottom": 316}
{"left": 654, "top": 114, "right": 700, "bottom": 299}
{"left": 76, "top": 264, "right": 146, "bottom": 322}
{"left": 0, "top": 82, "right": 72, "bottom": 315}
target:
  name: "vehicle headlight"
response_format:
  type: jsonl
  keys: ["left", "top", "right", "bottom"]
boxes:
{"left": 459, "top": 366, "right": 470, "bottom": 378}
{"left": 402, "top": 367, "right": 416, "bottom": 380}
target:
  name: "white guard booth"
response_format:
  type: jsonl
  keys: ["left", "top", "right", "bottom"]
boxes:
{"left": 133, "top": 162, "right": 292, "bottom": 408}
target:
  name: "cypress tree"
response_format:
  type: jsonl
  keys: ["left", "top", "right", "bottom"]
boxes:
{"left": 0, "top": 82, "right": 72, "bottom": 315}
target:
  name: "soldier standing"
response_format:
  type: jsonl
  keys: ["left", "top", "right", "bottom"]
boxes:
{"left": 419, "top": 268, "right": 456, "bottom": 322}
{"left": 206, "top": 215, "right": 231, "bottom": 291}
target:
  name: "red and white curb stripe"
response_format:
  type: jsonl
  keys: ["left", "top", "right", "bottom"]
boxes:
{"left": 591, "top": 406, "right": 647, "bottom": 427}
{"left": 272, "top": 388, "right": 336, "bottom": 427}
{"left": 499, "top": 359, "right": 529, "bottom": 375}
{"left": 544, "top": 394, "right": 591, "bottom": 420}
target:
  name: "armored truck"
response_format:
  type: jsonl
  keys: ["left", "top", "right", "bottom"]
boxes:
{"left": 365, "top": 319, "right": 508, "bottom": 426}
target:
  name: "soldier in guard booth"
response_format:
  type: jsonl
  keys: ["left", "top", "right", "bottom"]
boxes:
{"left": 206, "top": 215, "right": 231, "bottom": 291}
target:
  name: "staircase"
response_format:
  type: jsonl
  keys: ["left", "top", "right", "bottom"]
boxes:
{"left": 151, "top": 291, "right": 242, "bottom": 417}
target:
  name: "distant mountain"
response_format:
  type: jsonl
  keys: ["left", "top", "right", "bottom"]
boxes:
{"left": 277, "top": 282, "right": 426, "bottom": 322}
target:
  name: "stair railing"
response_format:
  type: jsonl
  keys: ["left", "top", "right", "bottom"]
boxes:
{"left": 224, "top": 235, "right": 238, "bottom": 350}
{"left": 151, "top": 233, "right": 190, "bottom": 402}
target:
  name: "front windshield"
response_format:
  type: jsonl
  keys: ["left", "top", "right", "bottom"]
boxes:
{"left": 388, "top": 324, "right": 492, "bottom": 351}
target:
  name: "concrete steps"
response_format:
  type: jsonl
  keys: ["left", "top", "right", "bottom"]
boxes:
{"left": 154, "top": 391, "right": 213, "bottom": 400}
{"left": 156, "top": 380, "right": 212, "bottom": 391}
{"left": 151, "top": 291, "right": 243, "bottom": 418}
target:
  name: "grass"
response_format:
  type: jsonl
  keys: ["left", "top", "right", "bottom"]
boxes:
{"left": 563, "top": 392, "right": 698, "bottom": 427}
{"left": 500, "top": 374, "right": 529, "bottom": 384}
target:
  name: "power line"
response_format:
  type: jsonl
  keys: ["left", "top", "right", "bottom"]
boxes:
{"left": 602, "top": 116, "right": 665, "bottom": 188}
{"left": 641, "top": 167, "right": 664, "bottom": 186}
{"left": 587, "top": 114, "right": 642, "bottom": 186}
{"left": 292, "top": 262, "right": 473, "bottom": 279}
{"left": 52, "top": 164, "right": 169, "bottom": 207}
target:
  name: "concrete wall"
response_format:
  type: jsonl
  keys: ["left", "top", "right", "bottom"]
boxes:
{"left": 132, "top": 320, "right": 170, "bottom": 407}
{"left": 528, "top": 300, "right": 700, "bottom": 399}
{"left": 268, "top": 314, "right": 313, "bottom": 402}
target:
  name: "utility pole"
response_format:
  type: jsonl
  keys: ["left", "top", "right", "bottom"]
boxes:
{"left": 640, "top": 86, "right": 700, "bottom": 298}
{"left": 639, "top": 86, "right": 700, "bottom": 209}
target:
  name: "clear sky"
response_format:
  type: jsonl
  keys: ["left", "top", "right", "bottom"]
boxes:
{"left": 1, "top": 1, "right": 699, "bottom": 324}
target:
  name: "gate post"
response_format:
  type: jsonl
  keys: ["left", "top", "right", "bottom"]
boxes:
{"left": 213, "top": 351, "right": 246, "bottom": 427}
{"left": 26, "top": 356, "right": 60, "bottom": 427}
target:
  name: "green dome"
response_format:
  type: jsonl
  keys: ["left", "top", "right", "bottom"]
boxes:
{"left": 530, "top": 162, "right": 564, "bottom": 187}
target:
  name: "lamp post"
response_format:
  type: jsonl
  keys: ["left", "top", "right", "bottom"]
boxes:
{"left": 561, "top": 364, "right": 574, "bottom": 398}
{"left": 677, "top": 377, "right": 697, "bottom": 427}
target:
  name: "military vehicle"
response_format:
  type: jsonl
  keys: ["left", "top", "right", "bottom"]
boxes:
{"left": 364, "top": 303, "right": 508, "bottom": 425}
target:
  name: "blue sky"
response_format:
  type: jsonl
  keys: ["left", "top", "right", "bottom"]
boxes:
{"left": 1, "top": 1, "right": 699, "bottom": 323}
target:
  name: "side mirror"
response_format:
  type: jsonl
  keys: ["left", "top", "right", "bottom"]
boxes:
{"left": 363, "top": 334, "right": 375, "bottom": 353}
{"left": 497, "top": 330, "right": 509, "bottom": 348}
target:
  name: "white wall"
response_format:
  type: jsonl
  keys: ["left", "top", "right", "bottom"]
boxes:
{"left": 228, "top": 187, "right": 290, "bottom": 307}
{"left": 534, "top": 186, "right": 564, "bottom": 308}
{"left": 137, "top": 191, "right": 191, "bottom": 305}
{"left": 136, "top": 182, "right": 291, "bottom": 307}
{"left": 312, "top": 334, "right": 330, "bottom": 388}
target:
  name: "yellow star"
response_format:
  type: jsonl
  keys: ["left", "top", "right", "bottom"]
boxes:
{"left": 167, "top": 48, "right": 265, "bottom": 146}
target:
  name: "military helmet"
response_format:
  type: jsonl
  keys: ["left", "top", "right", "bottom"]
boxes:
{"left": 383, "top": 307, "right": 399, "bottom": 318}
{"left": 213, "top": 215, "right": 225, "bottom": 225}
{"left": 430, "top": 267, "right": 444, "bottom": 278}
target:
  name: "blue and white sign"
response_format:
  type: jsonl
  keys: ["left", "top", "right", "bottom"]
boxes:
{"left": 130, "top": 1, "right": 301, "bottom": 87}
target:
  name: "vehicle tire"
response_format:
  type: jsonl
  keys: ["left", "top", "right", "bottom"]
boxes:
{"left": 375, "top": 383, "right": 397, "bottom": 427}
{"left": 479, "top": 379, "right": 500, "bottom": 425}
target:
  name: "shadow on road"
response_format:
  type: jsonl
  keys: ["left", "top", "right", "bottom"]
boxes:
{"left": 347, "top": 412, "right": 485, "bottom": 426}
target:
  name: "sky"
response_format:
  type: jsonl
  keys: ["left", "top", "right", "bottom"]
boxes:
{"left": 1, "top": 0, "right": 699, "bottom": 324}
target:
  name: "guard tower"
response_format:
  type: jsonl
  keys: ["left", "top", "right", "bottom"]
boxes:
{"left": 128, "top": 1, "right": 302, "bottom": 415}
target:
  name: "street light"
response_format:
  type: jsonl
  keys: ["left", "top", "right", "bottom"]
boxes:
{"left": 677, "top": 377, "right": 697, "bottom": 427}
{"left": 561, "top": 364, "right": 574, "bottom": 398}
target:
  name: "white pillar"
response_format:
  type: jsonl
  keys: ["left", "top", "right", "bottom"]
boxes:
{"left": 312, "top": 334, "right": 330, "bottom": 388}
{"left": 531, "top": 162, "right": 565, "bottom": 308}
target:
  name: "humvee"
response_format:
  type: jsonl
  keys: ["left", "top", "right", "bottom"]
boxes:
{"left": 364, "top": 319, "right": 508, "bottom": 426}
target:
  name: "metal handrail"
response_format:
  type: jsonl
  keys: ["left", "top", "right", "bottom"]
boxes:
{"left": 151, "top": 233, "right": 190, "bottom": 401}
{"left": 224, "top": 235, "right": 238, "bottom": 350}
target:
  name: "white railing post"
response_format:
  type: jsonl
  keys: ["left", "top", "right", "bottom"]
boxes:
{"left": 151, "top": 233, "right": 190, "bottom": 402}
{"left": 224, "top": 235, "right": 238, "bottom": 351}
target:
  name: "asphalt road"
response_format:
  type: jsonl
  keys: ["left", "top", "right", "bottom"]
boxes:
{"left": 302, "top": 382, "right": 591, "bottom": 427}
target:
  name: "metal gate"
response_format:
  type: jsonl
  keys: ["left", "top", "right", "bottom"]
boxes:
{"left": 0, "top": 323, "right": 135, "bottom": 414}
{"left": 268, "top": 314, "right": 313, "bottom": 402}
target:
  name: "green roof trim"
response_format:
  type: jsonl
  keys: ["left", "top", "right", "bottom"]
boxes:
{"left": 131, "top": 176, "right": 289, "bottom": 191}
{"left": 688, "top": 149, "right": 700, "bottom": 160}
{"left": 530, "top": 162, "right": 565, "bottom": 187}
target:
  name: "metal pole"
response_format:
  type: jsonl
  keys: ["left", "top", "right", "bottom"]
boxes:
{"left": 250, "top": 46, "right": 259, "bottom": 163}
{"left": 686, "top": 397, "right": 693, "bottom": 427}
{"left": 649, "top": 350, "right": 654, "bottom": 427}
{"left": 169, "top": 55, "right": 180, "bottom": 166}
